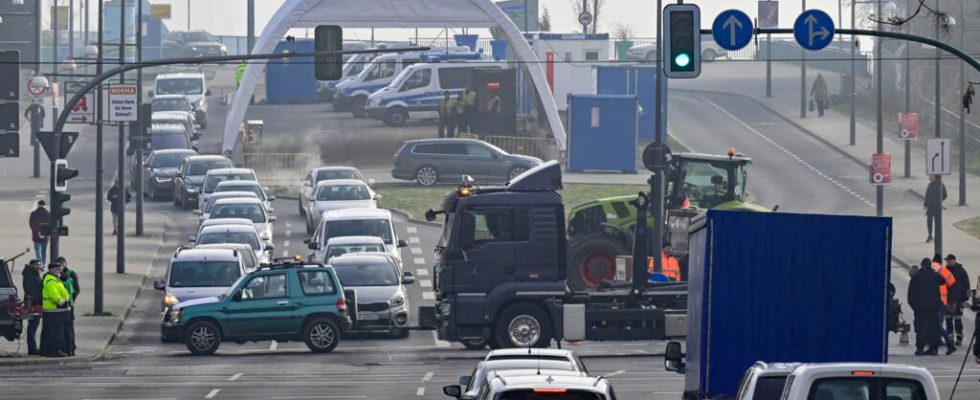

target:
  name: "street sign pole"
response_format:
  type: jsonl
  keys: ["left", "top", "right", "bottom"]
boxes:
{"left": 117, "top": 0, "right": 126, "bottom": 274}
{"left": 34, "top": 0, "right": 42, "bottom": 178}
{"left": 651, "top": 0, "right": 664, "bottom": 276}
{"left": 958, "top": 0, "right": 966, "bottom": 206}
{"left": 135, "top": 0, "right": 144, "bottom": 236}
{"left": 94, "top": 0, "right": 104, "bottom": 314}
{"left": 850, "top": 0, "right": 857, "bottom": 146}
{"left": 875, "top": 0, "right": 883, "bottom": 217}
{"left": 50, "top": 3, "right": 59, "bottom": 262}
{"left": 934, "top": 0, "right": 942, "bottom": 256}
{"left": 904, "top": 0, "right": 911, "bottom": 177}
{"left": 800, "top": 0, "right": 807, "bottom": 119}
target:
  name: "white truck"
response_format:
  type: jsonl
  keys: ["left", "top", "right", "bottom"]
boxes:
{"left": 732, "top": 362, "right": 940, "bottom": 400}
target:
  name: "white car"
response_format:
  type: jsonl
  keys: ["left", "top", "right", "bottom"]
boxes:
{"left": 213, "top": 180, "right": 275, "bottom": 213}
{"left": 154, "top": 72, "right": 209, "bottom": 128}
{"left": 308, "top": 208, "right": 406, "bottom": 267}
{"left": 627, "top": 38, "right": 726, "bottom": 61}
{"left": 298, "top": 166, "right": 373, "bottom": 217}
{"left": 193, "top": 218, "right": 256, "bottom": 242}
{"left": 206, "top": 197, "right": 276, "bottom": 244}
{"left": 460, "top": 369, "right": 614, "bottom": 400}
{"left": 198, "top": 168, "right": 258, "bottom": 212}
{"left": 153, "top": 247, "right": 245, "bottom": 311}
{"left": 733, "top": 361, "right": 800, "bottom": 400}
{"left": 309, "top": 235, "right": 388, "bottom": 264}
{"left": 192, "top": 221, "right": 273, "bottom": 266}
{"left": 779, "top": 363, "right": 940, "bottom": 400}
{"left": 196, "top": 191, "right": 259, "bottom": 222}
{"left": 304, "top": 179, "right": 378, "bottom": 234}
{"left": 194, "top": 243, "right": 261, "bottom": 271}
{"left": 451, "top": 359, "right": 585, "bottom": 400}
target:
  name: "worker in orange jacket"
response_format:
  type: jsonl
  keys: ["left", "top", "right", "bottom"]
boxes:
{"left": 648, "top": 242, "right": 681, "bottom": 282}
{"left": 933, "top": 258, "right": 957, "bottom": 354}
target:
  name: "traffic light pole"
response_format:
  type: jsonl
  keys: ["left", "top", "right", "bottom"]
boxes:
{"left": 650, "top": 0, "right": 664, "bottom": 276}
{"left": 135, "top": 0, "right": 144, "bottom": 236}
{"left": 49, "top": 2, "right": 60, "bottom": 262}
{"left": 94, "top": 0, "right": 105, "bottom": 314}
{"left": 33, "top": 0, "right": 42, "bottom": 179}
{"left": 117, "top": 0, "right": 126, "bottom": 274}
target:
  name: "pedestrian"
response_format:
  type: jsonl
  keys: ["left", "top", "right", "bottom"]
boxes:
{"left": 454, "top": 91, "right": 468, "bottom": 135}
{"left": 943, "top": 254, "right": 970, "bottom": 345}
{"left": 908, "top": 258, "right": 942, "bottom": 355}
{"left": 21, "top": 259, "right": 43, "bottom": 355}
{"left": 810, "top": 73, "right": 829, "bottom": 117}
{"left": 107, "top": 178, "right": 130, "bottom": 235}
{"left": 438, "top": 91, "right": 457, "bottom": 138}
{"left": 462, "top": 85, "right": 478, "bottom": 133}
{"left": 40, "top": 262, "right": 70, "bottom": 357}
{"left": 235, "top": 62, "right": 246, "bottom": 88}
{"left": 924, "top": 175, "right": 947, "bottom": 243}
{"left": 932, "top": 257, "right": 957, "bottom": 354}
{"left": 971, "top": 275, "right": 980, "bottom": 364}
{"left": 28, "top": 200, "right": 49, "bottom": 265}
{"left": 56, "top": 257, "right": 79, "bottom": 356}
{"left": 648, "top": 242, "right": 681, "bottom": 282}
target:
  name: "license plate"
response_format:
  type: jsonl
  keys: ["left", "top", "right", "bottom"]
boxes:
{"left": 357, "top": 312, "right": 380, "bottom": 321}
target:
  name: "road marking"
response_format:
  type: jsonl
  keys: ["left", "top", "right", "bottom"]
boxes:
{"left": 415, "top": 268, "right": 428, "bottom": 276}
{"left": 205, "top": 389, "right": 220, "bottom": 399}
{"left": 420, "top": 279, "right": 432, "bottom": 288}
{"left": 285, "top": 222, "right": 292, "bottom": 229}
{"left": 702, "top": 96, "right": 874, "bottom": 208}
{"left": 423, "top": 292, "right": 435, "bottom": 301}
{"left": 606, "top": 369, "right": 626, "bottom": 377}
{"left": 432, "top": 331, "right": 451, "bottom": 348}
{"left": 270, "top": 397, "right": 366, "bottom": 399}
{"left": 422, "top": 371, "right": 434, "bottom": 382}
{"left": 283, "top": 240, "right": 290, "bottom": 248}
{"left": 416, "top": 387, "right": 425, "bottom": 396}
{"left": 269, "top": 340, "right": 278, "bottom": 350}
{"left": 408, "top": 236, "right": 420, "bottom": 244}
{"left": 413, "top": 257, "right": 426, "bottom": 265}
{"left": 407, "top": 226, "right": 417, "bottom": 234}
{"left": 410, "top": 248, "right": 422, "bottom": 255}
{"left": 228, "top": 373, "right": 243, "bottom": 381}
{"left": 281, "top": 250, "right": 289, "bottom": 257}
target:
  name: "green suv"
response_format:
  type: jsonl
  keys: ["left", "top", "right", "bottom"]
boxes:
{"left": 161, "top": 263, "right": 351, "bottom": 355}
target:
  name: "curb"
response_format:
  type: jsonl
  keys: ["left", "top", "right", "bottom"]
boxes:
{"left": 0, "top": 353, "right": 98, "bottom": 366}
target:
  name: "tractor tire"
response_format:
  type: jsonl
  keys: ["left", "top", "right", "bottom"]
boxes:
{"left": 567, "top": 234, "right": 629, "bottom": 290}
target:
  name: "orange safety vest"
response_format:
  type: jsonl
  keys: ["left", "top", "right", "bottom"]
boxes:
{"left": 647, "top": 252, "right": 682, "bottom": 281}
{"left": 936, "top": 263, "right": 955, "bottom": 305}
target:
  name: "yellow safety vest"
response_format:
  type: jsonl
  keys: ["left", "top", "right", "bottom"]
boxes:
{"left": 42, "top": 273, "right": 69, "bottom": 311}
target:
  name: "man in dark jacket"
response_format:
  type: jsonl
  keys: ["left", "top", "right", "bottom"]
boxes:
{"left": 908, "top": 258, "right": 943, "bottom": 355}
{"left": 106, "top": 179, "right": 130, "bottom": 235}
{"left": 943, "top": 254, "right": 970, "bottom": 345}
{"left": 28, "top": 200, "right": 49, "bottom": 265}
{"left": 924, "top": 175, "right": 947, "bottom": 243}
{"left": 56, "top": 257, "right": 79, "bottom": 356}
{"left": 21, "top": 259, "right": 43, "bottom": 355}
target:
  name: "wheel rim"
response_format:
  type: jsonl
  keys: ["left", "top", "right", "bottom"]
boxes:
{"left": 508, "top": 315, "right": 541, "bottom": 347}
{"left": 190, "top": 325, "right": 216, "bottom": 350}
{"left": 417, "top": 167, "right": 437, "bottom": 186}
{"left": 509, "top": 167, "right": 526, "bottom": 179}
{"left": 390, "top": 112, "right": 405, "bottom": 125}
{"left": 310, "top": 323, "right": 335, "bottom": 349}
{"left": 579, "top": 251, "right": 616, "bottom": 288}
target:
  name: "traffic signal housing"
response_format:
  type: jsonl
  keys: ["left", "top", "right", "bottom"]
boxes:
{"left": 314, "top": 25, "right": 343, "bottom": 80}
{"left": 664, "top": 4, "right": 701, "bottom": 78}
{"left": 52, "top": 191, "right": 72, "bottom": 220}
{"left": 54, "top": 159, "right": 78, "bottom": 192}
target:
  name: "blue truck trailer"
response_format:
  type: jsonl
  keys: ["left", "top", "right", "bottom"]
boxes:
{"left": 675, "top": 210, "right": 892, "bottom": 400}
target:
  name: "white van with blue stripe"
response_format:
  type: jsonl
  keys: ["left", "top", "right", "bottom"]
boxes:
{"left": 365, "top": 60, "right": 505, "bottom": 127}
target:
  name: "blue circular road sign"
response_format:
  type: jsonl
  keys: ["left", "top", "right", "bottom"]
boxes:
{"left": 712, "top": 10, "right": 753, "bottom": 51}
{"left": 793, "top": 10, "right": 835, "bottom": 51}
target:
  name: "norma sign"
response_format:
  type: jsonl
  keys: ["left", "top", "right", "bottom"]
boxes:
{"left": 870, "top": 153, "right": 891, "bottom": 185}
{"left": 898, "top": 112, "right": 918, "bottom": 140}
{"left": 108, "top": 84, "right": 138, "bottom": 122}
{"left": 65, "top": 81, "right": 94, "bottom": 124}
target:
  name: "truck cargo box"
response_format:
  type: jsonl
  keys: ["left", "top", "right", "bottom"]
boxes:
{"left": 684, "top": 210, "right": 891, "bottom": 399}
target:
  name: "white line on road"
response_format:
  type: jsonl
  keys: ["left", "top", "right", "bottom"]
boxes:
{"left": 281, "top": 250, "right": 289, "bottom": 257}
{"left": 283, "top": 240, "right": 291, "bottom": 248}
{"left": 413, "top": 257, "right": 426, "bottom": 265}
{"left": 423, "top": 292, "right": 435, "bottom": 301}
{"left": 606, "top": 369, "right": 626, "bottom": 377}
{"left": 228, "top": 373, "right": 243, "bottom": 381}
{"left": 420, "top": 279, "right": 432, "bottom": 288}
{"left": 285, "top": 222, "right": 292, "bottom": 229}
{"left": 408, "top": 236, "right": 420, "bottom": 244}
{"left": 410, "top": 248, "right": 422, "bottom": 255}
{"left": 269, "top": 340, "right": 278, "bottom": 350}
{"left": 270, "top": 397, "right": 366, "bottom": 399}
{"left": 415, "top": 268, "right": 428, "bottom": 276}
{"left": 422, "top": 371, "right": 434, "bottom": 382}
{"left": 407, "top": 226, "right": 417, "bottom": 234}
{"left": 416, "top": 387, "right": 425, "bottom": 396}
{"left": 432, "top": 331, "right": 451, "bottom": 348}
{"left": 205, "top": 389, "right": 221, "bottom": 399}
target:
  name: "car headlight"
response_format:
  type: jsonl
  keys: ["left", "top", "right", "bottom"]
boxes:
{"left": 163, "top": 294, "right": 179, "bottom": 307}
{"left": 190, "top": 46, "right": 199, "bottom": 51}
{"left": 155, "top": 176, "right": 173, "bottom": 183}
{"left": 186, "top": 186, "right": 200, "bottom": 193}
{"left": 168, "top": 308, "right": 183, "bottom": 323}
{"left": 220, "top": 44, "right": 228, "bottom": 53}
{"left": 389, "top": 294, "right": 405, "bottom": 308}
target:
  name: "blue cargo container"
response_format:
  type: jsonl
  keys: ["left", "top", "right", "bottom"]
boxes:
{"left": 266, "top": 39, "right": 317, "bottom": 104}
{"left": 593, "top": 65, "right": 667, "bottom": 142}
{"left": 684, "top": 210, "right": 891, "bottom": 399}
{"left": 566, "top": 94, "right": 638, "bottom": 173}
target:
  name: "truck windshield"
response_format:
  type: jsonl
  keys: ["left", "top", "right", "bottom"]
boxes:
{"left": 169, "top": 261, "right": 240, "bottom": 288}
{"left": 678, "top": 161, "right": 737, "bottom": 209}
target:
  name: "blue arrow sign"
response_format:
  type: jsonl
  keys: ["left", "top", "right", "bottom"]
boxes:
{"left": 712, "top": 10, "right": 753, "bottom": 51}
{"left": 793, "top": 10, "right": 835, "bottom": 51}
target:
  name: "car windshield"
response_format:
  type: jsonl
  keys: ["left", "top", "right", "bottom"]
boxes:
{"left": 326, "top": 243, "right": 385, "bottom": 259}
{"left": 216, "top": 184, "right": 265, "bottom": 200}
{"left": 152, "top": 98, "right": 191, "bottom": 112}
{"left": 151, "top": 133, "right": 188, "bottom": 150}
{"left": 197, "top": 231, "right": 261, "bottom": 250}
{"left": 153, "top": 153, "right": 190, "bottom": 167}
{"left": 211, "top": 203, "right": 266, "bottom": 223}
{"left": 168, "top": 261, "right": 241, "bottom": 288}
{"left": 205, "top": 173, "right": 256, "bottom": 192}
{"left": 156, "top": 78, "right": 204, "bottom": 95}
{"left": 333, "top": 262, "right": 398, "bottom": 286}
{"left": 316, "top": 184, "right": 371, "bottom": 201}
{"left": 497, "top": 390, "right": 603, "bottom": 400}
{"left": 316, "top": 170, "right": 362, "bottom": 182}
{"left": 187, "top": 160, "right": 233, "bottom": 176}
{"left": 183, "top": 32, "right": 214, "bottom": 42}
{"left": 322, "top": 219, "right": 393, "bottom": 244}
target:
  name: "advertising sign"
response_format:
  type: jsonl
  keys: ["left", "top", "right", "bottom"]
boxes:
{"left": 108, "top": 84, "right": 138, "bottom": 122}
{"left": 870, "top": 153, "right": 892, "bottom": 185}
{"left": 898, "top": 112, "right": 918, "bottom": 140}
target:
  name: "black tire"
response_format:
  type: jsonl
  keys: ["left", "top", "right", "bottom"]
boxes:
{"left": 331, "top": 100, "right": 350, "bottom": 112}
{"left": 462, "top": 339, "right": 488, "bottom": 350}
{"left": 567, "top": 234, "right": 628, "bottom": 290}
{"left": 494, "top": 304, "right": 552, "bottom": 349}
{"left": 390, "top": 328, "right": 410, "bottom": 339}
{"left": 384, "top": 107, "right": 408, "bottom": 127}
{"left": 415, "top": 166, "right": 439, "bottom": 187}
{"left": 185, "top": 320, "right": 222, "bottom": 355}
{"left": 508, "top": 166, "right": 528, "bottom": 181}
{"left": 303, "top": 318, "right": 340, "bottom": 353}
{"left": 351, "top": 96, "right": 368, "bottom": 118}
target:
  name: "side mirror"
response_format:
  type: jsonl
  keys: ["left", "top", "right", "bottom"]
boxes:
{"left": 373, "top": 194, "right": 382, "bottom": 200}
{"left": 187, "top": 235, "right": 197, "bottom": 243}
{"left": 307, "top": 241, "right": 320, "bottom": 250}
{"left": 232, "top": 291, "right": 242, "bottom": 302}
{"left": 191, "top": 133, "right": 201, "bottom": 141}
{"left": 665, "top": 341, "right": 686, "bottom": 373}
{"left": 268, "top": 216, "right": 277, "bottom": 222}
{"left": 401, "top": 271, "right": 416, "bottom": 285}
{"left": 491, "top": 151, "right": 501, "bottom": 158}
{"left": 424, "top": 209, "right": 437, "bottom": 222}
{"left": 193, "top": 210, "right": 202, "bottom": 215}
{"left": 205, "top": 89, "right": 212, "bottom": 96}
{"left": 442, "top": 385, "right": 462, "bottom": 398}
{"left": 148, "top": 91, "right": 154, "bottom": 98}
{"left": 397, "top": 239, "right": 408, "bottom": 248}
{"left": 265, "top": 244, "right": 275, "bottom": 252}
{"left": 268, "top": 195, "right": 276, "bottom": 201}
{"left": 304, "top": 180, "right": 312, "bottom": 187}
{"left": 367, "top": 178, "right": 376, "bottom": 186}
{"left": 153, "top": 279, "right": 166, "bottom": 291}
{"left": 458, "top": 376, "right": 471, "bottom": 386}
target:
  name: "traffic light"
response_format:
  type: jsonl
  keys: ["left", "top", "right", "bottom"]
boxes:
{"left": 664, "top": 4, "right": 701, "bottom": 78}
{"left": 314, "top": 25, "right": 343, "bottom": 80}
{"left": 52, "top": 191, "right": 72, "bottom": 220}
{"left": 0, "top": 51, "right": 19, "bottom": 158}
{"left": 54, "top": 159, "right": 78, "bottom": 192}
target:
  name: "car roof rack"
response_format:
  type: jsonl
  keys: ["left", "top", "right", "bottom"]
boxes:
{"left": 255, "top": 256, "right": 324, "bottom": 271}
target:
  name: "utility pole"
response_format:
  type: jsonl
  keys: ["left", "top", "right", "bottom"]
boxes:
{"left": 135, "top": 0, "right": 144, "bottom": 235}
{"left": 650, "top": 0, "right": 664, "bottom": 276}
{"left": 247, "top": 0, "right": 255, "bottom": 52}
{"left": 84, "top": 0, "right": 89, "bottom": 45}
{"left": 875, "top": 0, "right": 883, "bottom": 217}
{"left": 800, "top": 0, "right": 807, "bottom": 119}
{"left": 904, "top": 0, "right": 910, "bottom": 177}
{"left": 850, "top": 0, "right": 856, "bottom": 145}
{"left": 94, "top": 0, "right": 105, "bottom": 314}
{"left": 958, "top": 0, "right": 966, "bottom": 206}
{"left": 186, "top": 0, "right": 190, "bottom": 30}
{"left": 50, "top": 0, "right": 61, "bottom": 260}
{"left": 33, "top": 0, "right": 42, "bottom": 178}
{"left": 117, "top": 0, "right": 127, "bottom": 274}
{"left": 69, "top": 0, "right": 74, "bottom": 58}
{"left": 933, "top": 0, "right": 943, "bottom": 256}
{"left": 581, "top": 0, "right": 588, "bottom": 33}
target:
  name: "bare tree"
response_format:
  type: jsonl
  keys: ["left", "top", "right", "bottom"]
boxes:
{"left": 570, "top": 0, "right": 604, "bottom": 34}
{"left": 540, "top": 7, "right": 551, "bottom": 32}
{"left": 612, "top": 23, "right": 634, "bottom": 42}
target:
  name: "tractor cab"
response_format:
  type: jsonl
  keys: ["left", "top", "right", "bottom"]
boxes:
{"left": 666, "top": 150, "right": 758, "bottom": 211}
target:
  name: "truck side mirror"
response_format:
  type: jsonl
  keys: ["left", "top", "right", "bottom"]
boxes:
{"left": 153, "top": 279, "right": 166, "bottom": 291}
{"left": 205, "top": 89, "right": 212, "bottom": 96}
{"left": 424, "top": 209, "right": 437, "bottom": 222}
{"left": 664, "top": 341, "right": 685, "bottom": 373}
{"left": 442, "top": 385, "right": 462, "bottom": 398}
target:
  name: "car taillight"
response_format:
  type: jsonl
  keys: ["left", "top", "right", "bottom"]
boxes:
{"left": 337, "top": 296, "right": 347, "bottom": 313}
{"left": 533, "top": 388, "right": 567, "bottom": 394}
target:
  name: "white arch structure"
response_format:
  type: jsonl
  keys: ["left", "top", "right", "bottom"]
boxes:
{"left": 222, "top": 0, "right": 565, "bottom": 154}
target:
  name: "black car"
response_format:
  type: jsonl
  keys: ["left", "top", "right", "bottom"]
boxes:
{"left": 173, "top": 155, "right": 234, "bottom": 210}
{"left": 140, "top": 149, "right": 197, "bottom": 200}
{"left": 390, "top": 139, "right": 542, "bottom": 186}
{"left": 162, "top": 30, "right": 227, "bottom": 58}
{"left": 0, "top": 259, "right": 21, "bottom": 342}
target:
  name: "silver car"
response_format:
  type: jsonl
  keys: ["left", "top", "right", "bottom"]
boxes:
{"left": 329, "top": 254, "right": 415, "bottom": 338}
{"left": 390, "top": 139, "right": 542, "bottom": 186}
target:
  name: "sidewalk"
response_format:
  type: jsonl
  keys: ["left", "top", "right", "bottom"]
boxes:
{"left": 674, "top": 61, "right": 980, "bottom": 272}
{"left": 0, "top": 122, "right": 177, "bottom": 364}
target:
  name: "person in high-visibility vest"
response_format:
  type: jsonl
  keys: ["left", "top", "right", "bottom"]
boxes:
{"left": 235, "top": 62, "right": 247, "bottom": 88}
{"left": 40, "top": 262, "right": 70, "bottom": 357}
{"left": 648, "top": 242, "right": 681, "bottom": 282}
{"left": 933, "top": 259, "right": 957, "bottom": 355}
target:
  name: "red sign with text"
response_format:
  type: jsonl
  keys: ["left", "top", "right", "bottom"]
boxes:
{"left": 870, "top": 153, "right": 892, "bottom": 185}
{"left": 898, "top": 112, "right": 918, "bottom": 140}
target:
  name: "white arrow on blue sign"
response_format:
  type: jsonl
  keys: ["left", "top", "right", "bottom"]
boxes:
{"left": 793, "top": 10, "right": 835, "bottom": 51}
{"left": 712, "top": 10, "right": 753, "bottom": 51}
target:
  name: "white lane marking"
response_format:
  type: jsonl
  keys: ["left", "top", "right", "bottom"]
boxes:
{"left": 420, "top": 280, "right": 432, "bottom": 288}
{"left": 228, "top": 373, "right": 243, "bottom": 381}
{"left": 270, "top": 397, "right": 367, "bottom": 399}
{"left": 423, "top": 292, "right": 435, "bottom": 301}
{"left": 432, "top": 331, "right": 451, "bottom": 348}
{"left": 422, "top": 372, "right": 434, "bottom": 382}
{"left": 408, "top": 236, "right": 420, "bottom": 244}
{"left": 205, "top": 389, "right": 221, "bottom": 399}
{"left": 407, "top": 226, "right": 417, "bottom": 234}
{"left": 283, "top": 240, "right": 291, "bottom": 248}
{"left": 415, "top": 269, "right": 429, "bottom": 276}
{"left": 410, "top": 248, "right": 422, "bottom": 255}
{"left": 281, "top": 250, "right": 289, "bottom": 257}
{"left": 285, "top": 222, "right": 292, "bottom": 229}
{"left": 269, "top": 340, "right": 278, "bottom": 350}
{"left": 416, "top": 387, "right": 425, "bottom": 397}
{"left": 702, "top": 96, "right": 875, "bottom": 208}
{"left": 606, "top": 369, "right": 626, "bottom": 377}
{"left": 413, "top": 257, "right": 426, "bottom": 265}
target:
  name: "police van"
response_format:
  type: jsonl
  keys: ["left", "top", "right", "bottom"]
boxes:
{"left": 317, "top": 43, "right": 413, "bottom": 105}
{"left": 365, "top": 60, "right": 506, "bottom": 126}
{"left": 334, "top": 48, "right": 487, "bottom": 118}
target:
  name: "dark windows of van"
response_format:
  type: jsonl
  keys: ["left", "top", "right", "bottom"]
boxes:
{"left": 438, "top": 67, "right": 471, "bottom": 89}
{"left": 584, "top": 51, "right": 600, "bottom": 61}
{"left": 401, "top": 69, "right": 432, "bottom": 92}
{"left": 459, "top": 208, "right": 530, "bottom": 248}
{"left": 752, "top": 376, "right": 789, "bottom": 400}
{"left": 366, "top": 60, "right": 397, "bottom": 81}
{"left": 413, "top": 143, "right": 466, "bottom": 155}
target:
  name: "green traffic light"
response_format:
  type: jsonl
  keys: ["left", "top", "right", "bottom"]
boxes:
{"left": 674, "top": 53, "right": 691, "bottom": 68}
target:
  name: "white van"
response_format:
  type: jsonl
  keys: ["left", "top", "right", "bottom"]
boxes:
{"left": 365, "top": 61, "right": 506, "bottom": 126}
{"left": 153, "top": 73, "right": 210, "bottom": 128}
{"left": 306, "top": 208, "right": 407, "bottom": 267}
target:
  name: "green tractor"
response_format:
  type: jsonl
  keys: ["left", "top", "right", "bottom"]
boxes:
{"left": 566, "top": 151, "right": 770, "bottom": 290}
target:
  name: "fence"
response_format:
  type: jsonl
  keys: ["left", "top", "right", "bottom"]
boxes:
{"left": 242, "top": 152, "right": 321, "bottom": 186}
{"left": 457, "top": 133, "right": 556, "bottom": 160}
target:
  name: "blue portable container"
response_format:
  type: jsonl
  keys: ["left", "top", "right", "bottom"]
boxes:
{"left": 593, "top": 65, "right": 667, "bottom": 142}
{"left": 566, "top": 94, "right": 638, "bottom": 173}
{"left": 266, "top": 39, "right": 317, "bottom": 104}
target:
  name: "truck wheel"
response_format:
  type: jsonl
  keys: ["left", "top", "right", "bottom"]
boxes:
{"left": 494, "top": 304, "right": 552, "bottom": 349}
{"left": 304, "top": 318, "right": 340, "bottom": 353}
{"left": 185, "top": 320, "right": 221, "bottom": 355}
{"left": 462, "top": 339, "right": 488, "bottom": 350}
{"left": 568, "top": 234, "right": 628, "bottom": 290}
{"left": 351, "top": 96, "right": 368, "bottom": 118}
{"left": 384, "top": 107, "right": 408, "bottom": 127}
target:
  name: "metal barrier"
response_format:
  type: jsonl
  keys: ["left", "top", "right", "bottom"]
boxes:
{"left": 457, "top": 133, "right": 556, "bottom": 160}
{"left": 242, "top": 153, "right": 320, "bottom": 185}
